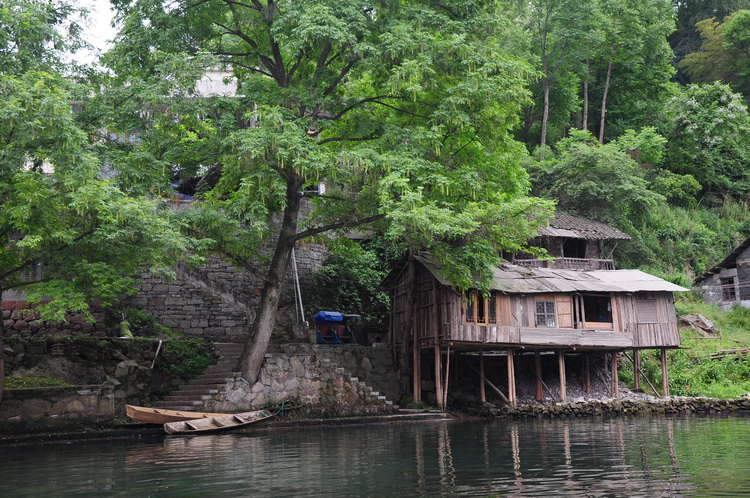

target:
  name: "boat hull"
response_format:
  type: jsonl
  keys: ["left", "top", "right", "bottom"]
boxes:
{"left": 163, "top": 409, "right": 273, "bottom": 435}
{"left": 126, "top": 405, "right": 231, "bottom": 424}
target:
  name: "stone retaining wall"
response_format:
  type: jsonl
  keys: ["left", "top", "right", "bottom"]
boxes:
{"left": 472, "top": 396, "right": 750, "bottom": 419}
{"left": 0, "top": 385, "right": 114, "bottom": 434}
{"left": 123, "top": 243, "right": 328, "bottom": 342}
{"left": 281, "top": 343, "right": 399, "bottom": 402}
{"left": 2, "top": 301, "right": 115, "bottom": 336}
{"left": 203, "top": 349, "right": 398, "bottom": 417}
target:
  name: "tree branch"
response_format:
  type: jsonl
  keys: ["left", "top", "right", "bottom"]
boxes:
{"left": 293, "top": 214, "right": 384, "bottom": 242}
{"left": 317, "top": 134, "right": 379, "bottom": 145}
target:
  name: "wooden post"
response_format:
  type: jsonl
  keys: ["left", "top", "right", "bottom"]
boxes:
{"left": 479, "top": 350, "right": 486, "bottom": 403}
{"left": 633, "top": 349, "right": 641, "bottom": 390}
{"left": 442, "top": 346, "right": 451, "bottom": 409}
{"left": 434, "top": 345, "right": 444, "bottom": 411}
{"left": 583, "top": 353, "right": 590, "bottom": 394}
{"left": 535, "top": 351, "right": 543, "bottom": 401}
{"left": 611, "top": 352, "right": 619, "bottom": 398}
{"left": 413, "top": 348, "right": 422, "bottom": 403}
{"left": 661, "top": 348, "right": 670, "bottom": 397}
{"left": 558, "top": 350, "right": 567, "bottom": 401}
{"left": 507, "top": 348, "right": 516, "bottom": 404}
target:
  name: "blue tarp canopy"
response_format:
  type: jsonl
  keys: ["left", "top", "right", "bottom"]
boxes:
{"left": 313, "top": 311, "right": 345, "bottom": 323}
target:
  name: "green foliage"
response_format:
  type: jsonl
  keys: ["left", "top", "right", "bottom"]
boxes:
{"left": 661, "top": 83, "right": 750, "bottom": 198}
{"left": 528, "top": 139, "right": 661, "bottom": 232}
{"left": 158, "top": 339, "right": 214, "bottom": 379}
{"left": 612, "top": 127, "right": 667, "bottom": 165}
{"left": 309, "top": 237, "right": 399, "bottom": 326}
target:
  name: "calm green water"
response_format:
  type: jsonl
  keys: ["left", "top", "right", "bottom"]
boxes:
{"left": 1, "top": 414, "right": 749, "bottom": 496}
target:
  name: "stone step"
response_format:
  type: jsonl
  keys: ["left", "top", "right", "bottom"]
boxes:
{"left": 162, "top": 394, "right": 211, "bottom": 402}
{"left": 170, "top": 388, "right": 219, "bottom": 396}
{"left": 155, "top": 399, "right": 204, "bottom": 407}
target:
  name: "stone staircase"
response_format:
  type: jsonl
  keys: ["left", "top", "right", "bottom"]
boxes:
{"left": 155, "top": 342, "right": 396, "bottom": 411}
{"left": 155, "top": 342, "right": 244, "bottom": 410}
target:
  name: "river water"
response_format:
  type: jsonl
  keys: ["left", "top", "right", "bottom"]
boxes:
{"left": 1, "top": 414, "right": 749, "bottom": 496}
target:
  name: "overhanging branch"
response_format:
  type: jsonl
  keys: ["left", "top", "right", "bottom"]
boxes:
{"left": 292, "top": 214, "right": 383, "bottom": 242}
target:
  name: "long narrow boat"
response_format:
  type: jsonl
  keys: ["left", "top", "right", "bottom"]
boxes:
{"left": 163, "top": 409, "right": 273, "bottom": 435}
{"left": 126, "top": 405, "right": 232, "bottom": 424}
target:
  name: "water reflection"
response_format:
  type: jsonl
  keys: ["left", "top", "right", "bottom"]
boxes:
{"left": 1, "top": 415, "right": 749, "bottom": 496}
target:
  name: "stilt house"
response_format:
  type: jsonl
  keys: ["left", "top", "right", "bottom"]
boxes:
{"left": 383, "top": 215, "right": 687, "bottom": 407}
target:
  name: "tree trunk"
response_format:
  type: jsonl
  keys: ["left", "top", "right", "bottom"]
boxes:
{"left": 237, "top": 176, "right": 303, "bottom": 385}
{"left": 582, "top": 59, "right": 590, "bottom": 131}
{"left": 0, "top": 299, "right": 5, "bottom": 403}
{"left": 599, "top": 53, "right": 613, "bottom": 144}
{"left": 399, "top": 252, "right": 416, "bottom": 400}
{"left": 540, "top": 77, "right": 551, "bottom": 157}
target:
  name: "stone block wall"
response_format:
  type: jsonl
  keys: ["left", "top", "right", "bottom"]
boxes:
{"left": 282, "top": 344, "right": 399, "bottom": 402}
{"left": 203, "top": 346, "right": 399, "bottom": 416}
{"left": 2, "top": 301, "right": 115, "bottom": 337}
{"left": 122, "top": 243, "right": 329, "bottom": 342}
{"left": 0, "top": 385, "right": 114, "bottom": 434}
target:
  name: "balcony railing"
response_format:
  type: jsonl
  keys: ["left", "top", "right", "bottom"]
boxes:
{"left": 512, "top": 257, "right": 616, "bottom": 271}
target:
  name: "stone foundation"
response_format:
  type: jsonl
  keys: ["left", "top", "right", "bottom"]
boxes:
{"left": 469, "top": 396, "right": 750, "bottom": 419}
{"left": 0, "top": 385, "right": 114, "bottom": 434}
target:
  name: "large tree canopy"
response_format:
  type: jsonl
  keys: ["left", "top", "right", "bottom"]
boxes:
{"left": 103, "top": 0, "right": 554, "bottom": 386}
{"left": 0, "top": 0, "right": 191, "bottom": 401}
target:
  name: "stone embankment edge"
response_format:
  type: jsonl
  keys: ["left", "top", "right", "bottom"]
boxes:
{"left": 470, "top": 396, "right": 750, "bottom": 418}
{"left": 3, "top": 397, "right": 750, "bottom": 445}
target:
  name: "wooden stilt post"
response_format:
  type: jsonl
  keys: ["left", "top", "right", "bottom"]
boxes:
{"left": 414, "top": 348, "right": 422, "bottom": 403}
{"left": 535, "top": 351, "right": 543, "bottom": 401}
{"left": 633, "top": 350, "right": 641, "bottom": 390}
{"left": 558, "top": 350, "right": 567, "bottom": 401}
{"left": 507, "top": 348, "right": 516, "bottom": 404}
{"left": 442, "top": 346, "right": 451, "bottom": 409}
{"left": 583, "top": 353, "right": 590, "bottom": 394}
{"left": 611, "top": 352, "right": 619, "bottom": 398}
{"left": 661, "top": 348, "right": 670, "bottom": 397}
{"left": 479, "top": 350, "right": 486, "bottom": 403}
{"left": 434, "top": 345, "right": 444, "bottom": 411}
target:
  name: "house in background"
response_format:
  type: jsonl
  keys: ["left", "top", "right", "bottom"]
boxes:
{"left": 508, "top": 213, "right": 632, "bottom": 270}
{"left": 695, "top": 235, "right": 750, "bottom": 310}
{"left": 383, "top": 215, "right": 687, "bottom": 408}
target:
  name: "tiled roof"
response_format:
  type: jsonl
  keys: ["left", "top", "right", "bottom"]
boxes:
{"left": 537, "top": 214, "right": 632, "bottom": 240}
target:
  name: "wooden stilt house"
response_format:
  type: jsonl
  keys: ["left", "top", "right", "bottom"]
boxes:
{"left": 383, "top": 216, "right": 688, "bottom": 408}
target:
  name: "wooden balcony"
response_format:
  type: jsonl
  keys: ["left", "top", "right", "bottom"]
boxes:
{"left": 444, "top": 324, "right": 632, "bottom": 348}
{"left": 512, "top": 257, "right": 616, "bottom": 271}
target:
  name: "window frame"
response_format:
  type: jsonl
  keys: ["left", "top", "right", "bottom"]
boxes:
{"left": 535, "top": 299, "right": 557, "bottom": 328}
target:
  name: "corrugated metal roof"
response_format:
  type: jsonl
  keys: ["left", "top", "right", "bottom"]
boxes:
{"left": 415, "top": 256, "right": 687, "bottom": 293}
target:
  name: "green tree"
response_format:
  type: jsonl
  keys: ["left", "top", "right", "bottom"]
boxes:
{"left": 523, "top": 0, "right": 596, "bottom": 151}
{"left": 105, "top": 0, "right": 554, "bottom": 389}
{"left": 0, "top": 1, "right": 191, "bottom": 401}
{"left": 661, "top": 82, "right": 750, "bottom": 198}
{"left": 680, "top": 12, "right": 750, "bottom": 97}
{"left": 528, "top": 130, "right": 662, "bottom": 231}
{"left": 591, "top": 0, "right": 676, "bottom": 143}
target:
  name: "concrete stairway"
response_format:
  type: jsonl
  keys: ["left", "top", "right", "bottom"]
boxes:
{"left": 155, "top": 342, "right": 244, "bottom": 410}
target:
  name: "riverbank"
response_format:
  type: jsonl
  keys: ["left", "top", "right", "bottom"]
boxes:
{"left": 4, "top": 396, "right": 750, "bottom": 446}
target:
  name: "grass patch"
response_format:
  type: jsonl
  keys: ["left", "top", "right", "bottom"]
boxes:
{"left": 5, "top": 375, "right": 74, "bottom": 389}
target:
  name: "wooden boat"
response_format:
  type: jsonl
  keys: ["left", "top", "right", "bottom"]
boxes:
{"left": 126, "top": 405, "right": 232, "bottom": 424}
{"left": 163, "top": 409, "right": 273, "bottom": 435}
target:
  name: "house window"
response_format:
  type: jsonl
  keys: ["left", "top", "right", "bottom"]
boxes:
{"left": 721, "top": 278, "right": 737, "bottom": 302}
{"left": 535, "top": 300, "right": 556, "bottom": 327}
{"left": 582, "top": 295, "right": 612, "bottom": 323}
{"left": 636, "top": 298, "right": 658, "bottom": 323}
{"left": 466, "top": 291, "right": 497, "bottom": 324}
